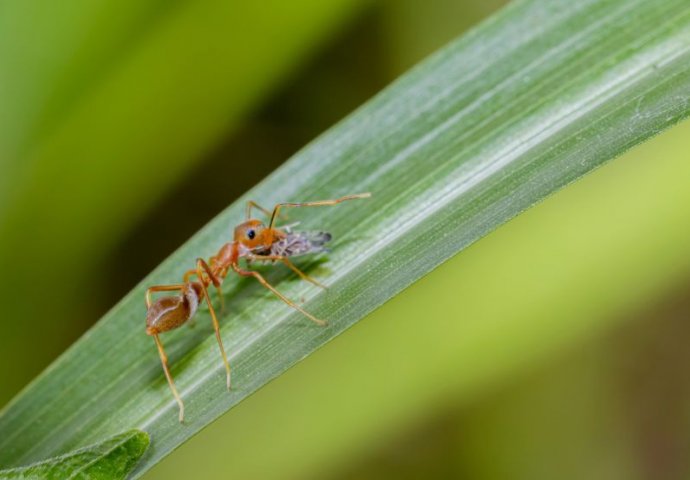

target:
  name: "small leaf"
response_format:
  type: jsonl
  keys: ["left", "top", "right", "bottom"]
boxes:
{"left": 0, "top": 430, "right": 149, "bottom": 480}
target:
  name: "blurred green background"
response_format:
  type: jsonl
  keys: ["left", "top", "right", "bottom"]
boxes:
{"left": 2, "top": 1, "right": 690, "bottom": 479}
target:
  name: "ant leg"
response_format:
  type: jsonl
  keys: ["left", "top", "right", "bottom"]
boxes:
{"left": 247, "top": 254, "right": 327, "bottom": 289}
{"left": 196, "top": 259, "right": 232, "bottom": 390}
{"left": 152, "top": 334, "right": 185, "bottom": 423}
{"left": 231, "top": 263, "right": 326, "bottom": 326}
{"left": 146, "top": 284, "right": 186, "bottom": 308}
{"left": 211, "top": 262, "right": 226, "bottom": 314}
{"left": 184, "top": 263, "right": 225, "bottom": 313}
{"left": 268, "top": 193, "right": 371, "bottom": 229}
{"left": 247, "top": 200, "right": 290, "bottom": 223}
{"left": 197, "top": 258, "right": 225, "bottom": 312}
{"left": 246, "top": 201, "right": 273, "bottom": 220}
{"left": 182, "top": 269, "right": 195, "bottom": 284}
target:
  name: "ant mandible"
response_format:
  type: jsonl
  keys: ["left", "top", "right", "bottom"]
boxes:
{"left": 145, "top": 193, "right": 371, "bottom": 422}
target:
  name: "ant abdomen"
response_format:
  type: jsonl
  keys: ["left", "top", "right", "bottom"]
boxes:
{"left": 146, "top": 283, "right": 201, "bottom": 336}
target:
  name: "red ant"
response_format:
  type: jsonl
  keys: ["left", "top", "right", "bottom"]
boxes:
{"left": 145, "top": 193, "right": 371, "bottom": 422}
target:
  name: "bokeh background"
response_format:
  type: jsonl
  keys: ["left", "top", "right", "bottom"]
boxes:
{"left": 1, "top": 1, "right": 690, "bottom": 479}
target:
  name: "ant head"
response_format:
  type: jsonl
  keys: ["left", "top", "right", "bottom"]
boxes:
{"left": 234, "top": 219, "right": 267, "bottom": 248}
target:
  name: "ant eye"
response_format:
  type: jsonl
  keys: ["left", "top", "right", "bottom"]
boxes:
{"left": 247, "top": 229, "right": 256, "bottom": 240}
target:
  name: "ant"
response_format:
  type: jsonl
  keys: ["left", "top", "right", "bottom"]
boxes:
{"left": 145, "top": 193, "right": 371, "bottom": 422}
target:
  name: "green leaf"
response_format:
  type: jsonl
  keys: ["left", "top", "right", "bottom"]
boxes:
{"left": 1, "top": 0, "right": 690, "bottom": 477}
{"left": 0, "top": 430, "right": 149, "bottom": 480}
